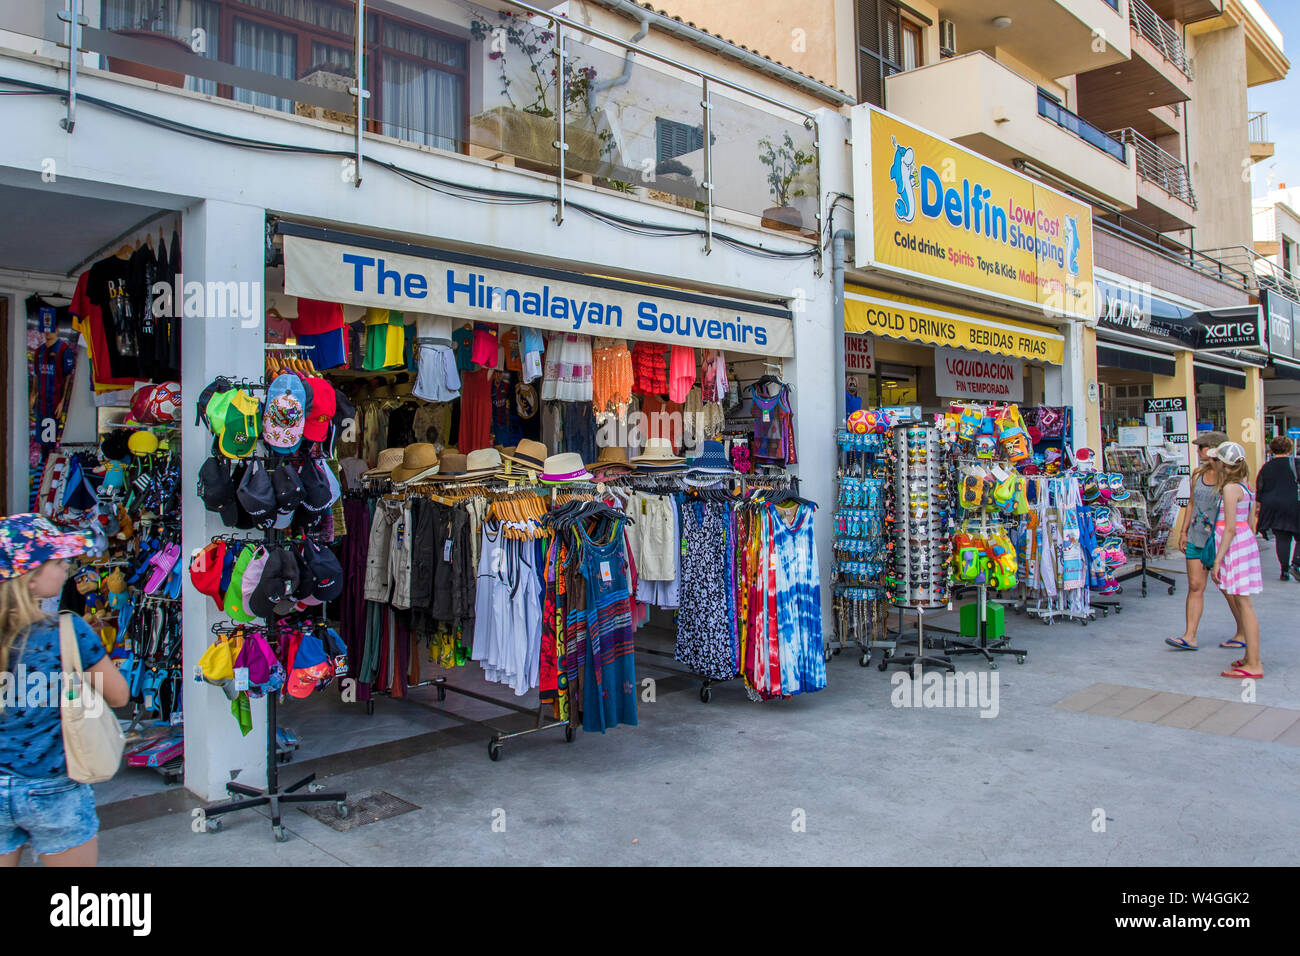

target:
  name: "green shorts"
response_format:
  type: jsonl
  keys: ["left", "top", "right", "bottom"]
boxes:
{"left": 1185, "top": 540, "right": 1206, "bottom": 563}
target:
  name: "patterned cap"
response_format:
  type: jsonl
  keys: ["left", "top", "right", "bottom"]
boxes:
{"left": 0, "top": 513, "right": 94, "bottom": 581}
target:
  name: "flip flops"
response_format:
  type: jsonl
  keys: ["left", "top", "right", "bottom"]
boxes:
{"left": 1165, "top": 637, "right": 1198, "bottom": 651}
{"left": 144, "top": 542, "right": 181, "bottom": 595}
{"left": 1220, "top": 667, "right": 1262, "bottom": 679}
{"left": 1219, "top": 638, "right": 1246, "bottom": 649}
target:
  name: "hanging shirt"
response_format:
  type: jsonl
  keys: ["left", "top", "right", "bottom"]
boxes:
{"left": 364, "top": 308, "right": 406, "bottom": 370}
{"left": 83, "top": 256, "right": 139, "bottom": 379}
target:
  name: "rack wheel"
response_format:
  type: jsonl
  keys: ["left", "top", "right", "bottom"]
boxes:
{"left": 877, "top": 659, "right": 888, "bottom": 671}
{"left": 824, "top": 647, "right": 834, "bottom": 663}
{"left": 1115, "top": 606, "right": 1123, "bottom": 614}
{"left": 308, "top": 783, "right": 323, "bottom": 793}
{"left": 860, "top": 653, "right": 871, "bottom": 667}
{"left": 488, "top": 741, "right": 502, "bottom": 761}
{"left": 1017, "top": 656, "right": 1026, "bottom": 665}
{"left": 336, "top": 802, "right": 349, "bottom": 819}
{"left": 1041, "top": 618, "right": 1051, "bottom": 626}
{"left": 205, "top": 817, "right": 222, "bottom": 833}
{"left": 365, "top": 700, "right": 375, "bottom": 715}
{"left": 699, "top": 686, "right": 712, "bottom": 704}
{"left": 273, "top": 825, "right": 287, "bottom": 843}
{"left": 436, "top": 685, "right": 447, "bottom": 702}
{"left": 1168, "top": 586, "right": 1176, "bottom": 595}
{"left": 564, "top": 725, "right": 575, "bottom": 743}
{"left": 990, "top": 662, "right": 998, "bottom": 671}
{"left": 833, "top": 647, "right": 842, "bottom": 655}
{"left": 1081, "top": 618, "right": 1088, "bottom": 627}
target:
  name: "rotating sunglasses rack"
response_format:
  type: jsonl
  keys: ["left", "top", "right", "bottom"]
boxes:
{"left": 831, "top": 428, "right": 894, "bottom": 668}
{"left": 882, "top": 424, "right": 955, "bottom": 674}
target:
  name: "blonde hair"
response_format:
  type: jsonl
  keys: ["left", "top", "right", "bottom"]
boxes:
{"left": 0, "top": 573, "right": 52, "bottom": 675}
{"left": 1214, "top": 459, "right": 1250, "bottom": 494}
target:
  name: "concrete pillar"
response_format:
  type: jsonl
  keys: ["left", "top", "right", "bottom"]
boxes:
{"left": 1225, "top": 366, "right": 1265, "bottom": 476}
{"left": 1045, "top": 320, "right": 1094, "bottom": 452}
{"left": 789, "top": 282, "right": 836, "bottom": 640}
{"left": 180, "top": 199, "right": 268, "bottom": 802}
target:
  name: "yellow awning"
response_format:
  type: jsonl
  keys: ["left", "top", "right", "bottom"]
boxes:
{"left": 845, "top": 286, "right": 1065, "bottom": 365}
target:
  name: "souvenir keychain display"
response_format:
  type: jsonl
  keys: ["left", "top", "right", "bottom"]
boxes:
{"left": 832, "top": 409, "right": 894, "bottom": 667}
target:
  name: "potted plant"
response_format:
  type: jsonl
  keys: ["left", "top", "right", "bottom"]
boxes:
{"left": 107, "top": 1, "right": 192, "bottom": 88}
{"left": 758, "top": 132, "right": 815, "bottom": 232}
{"left": 468, "top": 11, "right": 614, "bottom": 175}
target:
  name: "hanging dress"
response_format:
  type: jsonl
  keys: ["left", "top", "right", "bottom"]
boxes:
{"left": 676, "top": 500, "right": 736, "bottom": 680}
{"left": 579, "top": 518, "right": 637, "bottom": 732}
{"left": 771, "top": 503, "right": 826, "bottom": 695}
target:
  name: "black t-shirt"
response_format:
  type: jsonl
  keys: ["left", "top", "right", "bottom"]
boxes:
{"left": 129, "top": 245, "right": 158, "bottom": 381}
{"left": 86, "top": 255, "right": 139, "bottom": 380}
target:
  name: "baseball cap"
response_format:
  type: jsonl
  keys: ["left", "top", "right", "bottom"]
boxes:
{"left": 298, "top": 458, "right": 333, "bottom": 514}
{"left": 263, "top": 373, "right": 307, "bottom": 454}
{"left": 1208, "top": 440, "right": 1246, "bottom": 465}
{"left": 302, "top": 538, "right": 344, "bottom": 602}
{"left": 236, "top": 460, "right": 277, "bottom": 526}
{"left": 198, "top": 634, "right": 242, "bottom": 701}
{"left": 0, "top": 514, "right": 94, "bottom": 581}
{"left": 270, "top": 459, "right": 303, "bottom": 528}
{"left": 196, "top": 376, "right": 233, "bottom": 428}
{"left": 1193, "top": 430, "right": 1230, "bottom": 448}
{"left": 240, "top": 546, "right": 270, "bottom": 617}
{"left": 220, "top": 390, "right": 262, "bottom": 459}
{"left": 198, "top": 456, "right": 238, "bottom": 524}
{"left": 302, "top": 376, "right": 337, "bottom": 442}
{"left": 188, "top": 540, "right": 227, "bottom": 611}
{"left": 286, "top": 632, "right": 332, "bottom": 698}
{"left": 222, "top": 545, "right": 257, "bottom": 623}
{"left": 249, "top": 547, "right": 300, "bottom": 620}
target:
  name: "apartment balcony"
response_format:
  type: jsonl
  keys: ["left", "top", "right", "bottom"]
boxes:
{"left": 1249, "top": 111, "right": 1275, "bottom": 163}
{"left": 1143, "top": 0, "right": 1224, "bottom": 26}
{"left": 1075, "top": 0, "right": 1192, "bottom": 134}
{"left": 931, "top": 0, "right": 1128, "bottom": 80}
{"left": 1112, "top": 127, "right": 1197, "bottom": 232}
{"left": 0, "top": 0, "right": 819, "bottom": 238}
{"left": 885, "top": 52, "right": 1137, "bottom": 210}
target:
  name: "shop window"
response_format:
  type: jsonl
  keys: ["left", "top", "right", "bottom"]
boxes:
{"left": 1195, "top": 382, "right": 1227, "bottom": 432}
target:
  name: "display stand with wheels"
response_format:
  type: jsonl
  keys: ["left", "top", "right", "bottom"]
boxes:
{"left": 831, "top": 427, "right": 894, "bottom": 668}
{"left": 942, "top": 508, "right": 1027, "bottom": 668}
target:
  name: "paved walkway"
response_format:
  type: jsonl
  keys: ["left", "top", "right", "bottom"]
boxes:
{"left": 77, "top": 546, "right": 1300, "bottom": 866}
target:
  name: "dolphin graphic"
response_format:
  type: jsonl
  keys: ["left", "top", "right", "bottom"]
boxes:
{"left": 1063, "top": 215, "right": 1080, "bottom": 276}
{"left": 890, "top": 135, "right": 917, "bottom": 223}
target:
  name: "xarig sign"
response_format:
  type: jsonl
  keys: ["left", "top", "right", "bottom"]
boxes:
{"left": 1196, "top": 307, "right": 1263, "bottom": 351}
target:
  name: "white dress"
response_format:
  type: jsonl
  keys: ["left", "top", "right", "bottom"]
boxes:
{"left": 540, "top": 333, "right": 593, "bottom": 402}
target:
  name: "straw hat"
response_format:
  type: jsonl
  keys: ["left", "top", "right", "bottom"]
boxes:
{"left": 389, "top": 443, "right": 440, "bottom": 483}
{"left": 438, "top": 452, "right": 468, "bottom": 479}
{"left": 462, "top": 447, "right": 504, "bottom": 479}
{"left": 588, "top": 445, "right": 635, "bottom": 475}
{"left": 501, "top": 438, "right": 548, "bottom": 474}
{"left": 632, "top": 437, "right": 685, "bottom": 470}
{"left": 363, "top": 447, "right": 405, "bottom": 478}
{"left": 540, "top": 452, "right": 593, "bottom": 483}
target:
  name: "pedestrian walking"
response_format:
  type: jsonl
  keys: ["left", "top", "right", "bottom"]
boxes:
{"left": 1, "top": 514, "right": 129, "bottom": 867}
{"left": 1205, "top": 443, "right": 1264, "bottom": 679}
{"left": 1254, "top": 435, "right": 1300, "bottom": 580}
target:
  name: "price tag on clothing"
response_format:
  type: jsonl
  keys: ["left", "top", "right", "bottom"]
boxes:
{"left": 640, "top": 497, "right": 648, "bottom": 515}
{"left": 443, "top": 539, "right": 453, "bottom": 562}
{"left": 333, "top": 656, "right": 349, "bottom": 678}
{"left": 762, "top": 410, "right": 771, "bottom": 423}
{"left": 600, "top": 561, "right": 612, "bottom": 583}
{"left": 233, "top": 667, "right": 250, "bottom": 692}
{"left": 681, "top": 536, "right": 688, "bottom": 556}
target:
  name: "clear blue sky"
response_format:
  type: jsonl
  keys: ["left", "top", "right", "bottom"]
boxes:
{"left": 1249, "top": 1, "right": 1299, "bottom": 196}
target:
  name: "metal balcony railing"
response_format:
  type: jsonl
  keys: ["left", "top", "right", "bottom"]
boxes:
{"left": 1037, "top": 91, "right": 1127, "bottom": 163}
{"left": 1112, "top": 127, "right": 1197, "bottom": 208}
{"left": 1130, "top": 0, "right": 1193, "bottom": 79}
{"left": 3, "top": 0, "right": 821, "bottom": 244}
{"left": 1093, "top": 214, "right": 1251, "bottom": 291}
{"left": 1249, "top": 110, "right": 1270, "bottom": 142}
{"left": 1202, "top": 244, "right": 1300, "bottom": 298}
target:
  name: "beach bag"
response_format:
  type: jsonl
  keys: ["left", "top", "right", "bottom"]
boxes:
{"left": 59, "top": 612, "right": 125, "bottom": 783}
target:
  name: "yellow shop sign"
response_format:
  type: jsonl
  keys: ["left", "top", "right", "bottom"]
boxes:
{"left": 844, "top": 286, "right": 1065, "bottom": 365}
{"left": 850, "top": 105, "right": 1094, "bottom": 319}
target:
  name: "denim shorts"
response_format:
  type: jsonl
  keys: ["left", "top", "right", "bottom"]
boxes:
{"left": 0, "top": 774, "right": 98, "bottom": 857}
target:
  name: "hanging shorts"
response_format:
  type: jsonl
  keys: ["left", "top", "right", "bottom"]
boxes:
{"left": 630, "top": 492, "right": 675, "bottom": 581}
{"left": 413, "top": 343, "right": 461, "bottom": 403}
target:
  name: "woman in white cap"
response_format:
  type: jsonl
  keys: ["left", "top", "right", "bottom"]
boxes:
{"left": 0, "top": 515, "right": 129, "bottom": 866}
{"left": 1206, "top": 442, "right": 1264, "bottom": 679}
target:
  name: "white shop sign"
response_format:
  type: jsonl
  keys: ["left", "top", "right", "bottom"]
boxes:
{"left": 934, "top": 346, "right": 1023, "bottom": 402}
{"left": 283, "top": 235, "right": 794, "bottom": 356}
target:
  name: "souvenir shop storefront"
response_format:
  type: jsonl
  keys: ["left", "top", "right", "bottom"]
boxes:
{"left": 9, "top": 204, "right": 830, "bottom": 818}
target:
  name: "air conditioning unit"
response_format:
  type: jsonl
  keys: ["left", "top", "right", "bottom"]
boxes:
{"left": 939, "top": 19, "right": 957, "bottom": 57}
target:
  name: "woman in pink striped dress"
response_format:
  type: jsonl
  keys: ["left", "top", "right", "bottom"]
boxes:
{"left": 1208, "top": 441, "right": 1263, "bottom": 679}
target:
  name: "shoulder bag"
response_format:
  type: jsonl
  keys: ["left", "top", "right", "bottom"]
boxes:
{"left": 59, "top": 612, "right": 125, "bottom": 783}
{"left": 1199, "top": 499, "right": 1221, "bottom": 570}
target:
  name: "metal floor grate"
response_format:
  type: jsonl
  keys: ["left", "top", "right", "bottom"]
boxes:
{"left": 298, "top": 789, "right": 421, "bottom": 832}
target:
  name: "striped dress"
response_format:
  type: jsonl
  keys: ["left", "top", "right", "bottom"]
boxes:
{"left": 579, "top": 519, "right": 638, "bottom": 732}
{"left": 1215, "top": 483, "right": 1263, "bottom": 596}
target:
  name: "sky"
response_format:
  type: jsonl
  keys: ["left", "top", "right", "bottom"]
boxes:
{"left": 1249, "top": 0, "right": 1300, "bottom": 197}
